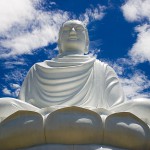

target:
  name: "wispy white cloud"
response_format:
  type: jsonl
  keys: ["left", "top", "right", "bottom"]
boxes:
{"left": 2, "top": 87, "right": 11, "bottom": 95}
{"left": 10, "top": 83, "right": 20, "bottom": 89}
{"left": 0, "top": 0, "right": 35, "bottom": 34}
{"left": 49, "top": 2, "right": 56, "bottom": 6}
{"left": 89, "top": 49, "right": 101, "bottom": 58}
{"left": 111, "top": 62, "right": 150, "bottom": 99}
{"left": 120, "top": 72, "right": 150, "bottom": 99}
{"left": 4, "top": 69, "right": 27, "bottom": 83}
{"left": 111, "top": 62, "right": 125, "bottom": 76}
{"left": 3, "top": 58, "right": 27, "bottom": 69}
{"left": 0, "top": 0, "right": 70, "bottom": 57}
{"left": 128, "top": 24, "right": 150, "bottom": 63}
{"left": 121, "top": 0, "right": 150, "bottom": 22}
{"left": 2, "top": 69, "right": 24, "bottom": 97}
{"left": 79, "top": 5, "right": 106, "bottom": 25}
{"left": 121, "top": 0, "right": 150, "bottom": 64}
{"left": 0, "top": 0, "right": 106, "bottom": 58}
{"left": 2, "top": 83, "right": 20, "bottom": 97}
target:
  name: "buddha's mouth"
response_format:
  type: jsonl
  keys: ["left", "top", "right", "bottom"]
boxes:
{"left": 68, "top": 38, "right": 79, "bottom": 41}
{"left": 68, "top": 36, "right": 78, "bottom": 40}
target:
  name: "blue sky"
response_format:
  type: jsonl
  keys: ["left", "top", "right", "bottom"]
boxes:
{"left": 0, "top": 0, "right": 150, "bottom": 100}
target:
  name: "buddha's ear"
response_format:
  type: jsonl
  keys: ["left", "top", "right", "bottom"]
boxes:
{"left": 58, "top": 27, "right": 63, "bottom": 54}
{"left": 84, "top": 28, "right": 89, "bottom": 54}
{"left": 58, "top": 39, "right": 62, "bottom": 54}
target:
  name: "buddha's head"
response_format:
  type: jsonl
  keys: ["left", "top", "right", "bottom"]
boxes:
{"left": 58, "top": 20, "right": 89, "bottom": 54}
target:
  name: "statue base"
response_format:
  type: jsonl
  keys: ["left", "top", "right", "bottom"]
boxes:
{"left": 0, "top": 105, "right": 150, "bottom": 150}
{"left": 20, "top": 144, "right": 126, "bottom": 150}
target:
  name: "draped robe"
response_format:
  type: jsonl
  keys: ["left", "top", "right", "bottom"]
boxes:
{"left": 19, "top": 54, "right": 125, "bottom": 108}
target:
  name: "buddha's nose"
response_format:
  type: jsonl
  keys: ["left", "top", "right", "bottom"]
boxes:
{"left": 69, "top": 28, "right": 76, "bottom": 36}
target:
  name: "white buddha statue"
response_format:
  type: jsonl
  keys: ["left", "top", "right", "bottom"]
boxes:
{"left": 19, "top": 20, "right": 125, "bottom": 109}
{"left": 0, "top": 20, "right": 150, "bottom": 150}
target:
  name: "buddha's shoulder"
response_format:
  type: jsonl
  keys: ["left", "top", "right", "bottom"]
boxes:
{"left": 31, "top": 59, "right": 112, "bottom": 67}
{"left": 94, "top": 59, "right": 117, "bottom": 74}
{"left": 30, "top": 61, "right": 50, "bottom": 69}
{"left": 95, "top": 59, "right": 110, "bottom": 68}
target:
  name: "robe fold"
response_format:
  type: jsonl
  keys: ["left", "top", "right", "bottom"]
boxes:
{"left": 19, "top": 55, "right": 125, "bottom": 108}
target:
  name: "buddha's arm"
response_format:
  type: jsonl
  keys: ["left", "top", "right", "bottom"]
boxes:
{"left": 19, "top": 65, "right": 34, "bottom": 102}
{"left": 104, "top": 66, "right": 126, "bottom": 108}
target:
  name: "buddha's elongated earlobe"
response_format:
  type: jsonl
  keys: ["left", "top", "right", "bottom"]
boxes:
{"left": 58, "top": 26, "right": 63, "bottom": 54}
{"left": 85, "top": 28, "right": 89, "bottom": 54}
{"left": 58, "top": 38, "right": 62, "bottom": 54}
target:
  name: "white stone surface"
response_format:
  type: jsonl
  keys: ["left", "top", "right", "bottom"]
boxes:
{"left": 104, "top": 112, "right": 149, "bottom": 149}
{"left": 0, "top": 110, "right": 44, "bottom": 150}
{"left": 45, "top": 107, "right": 103, "bottom": 144}
{"left": 0, "top": 98, "right": 39, "bottom": 121}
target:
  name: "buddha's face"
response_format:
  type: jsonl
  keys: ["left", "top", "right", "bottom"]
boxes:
{"left": 58, "top": 20, "right": 88, "bottom": 54}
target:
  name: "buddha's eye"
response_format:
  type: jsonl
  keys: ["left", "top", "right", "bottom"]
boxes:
{"left": 76, "top": 27, "right": 84, "bottom": 31}
{"left": 63, "top": 27, "right": 70, "bottom": 31}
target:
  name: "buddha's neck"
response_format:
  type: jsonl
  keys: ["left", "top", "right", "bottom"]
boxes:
{"left": 59, "top": 49, "right": 85, "bottom": 57}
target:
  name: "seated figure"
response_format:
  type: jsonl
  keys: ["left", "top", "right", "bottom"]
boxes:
{"left": 0, "top": 20, "right": 150, "bottom": 150}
